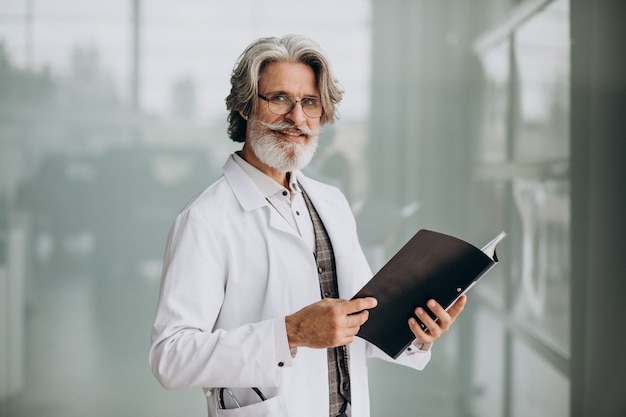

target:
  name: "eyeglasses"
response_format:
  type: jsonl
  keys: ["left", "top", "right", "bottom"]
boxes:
{"left": 258, "top": 94, "right": 323, "bottom": 118}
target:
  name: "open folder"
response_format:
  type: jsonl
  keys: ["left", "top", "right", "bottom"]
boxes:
{"left": 352, "top": 229, "right": 506, "bottom": 359}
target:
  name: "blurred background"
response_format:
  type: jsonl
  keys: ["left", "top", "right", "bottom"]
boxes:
{"left": 0, "top": 0, "right": 624, "bottom": 416}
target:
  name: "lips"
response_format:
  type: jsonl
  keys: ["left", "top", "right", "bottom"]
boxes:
{"left": 276, "top": 129, "right": 306, "bottom": 140}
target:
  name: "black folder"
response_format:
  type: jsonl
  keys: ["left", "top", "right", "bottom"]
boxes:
{"left": 352, "top": 229, "right": 506, "bottom": 359}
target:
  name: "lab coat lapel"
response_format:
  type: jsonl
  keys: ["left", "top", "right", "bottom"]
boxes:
{"left": 266, "top": 206, "right": 297, "bottom": 236}
{"left": 222, "top": 155, "right": 297, "bottom": 237}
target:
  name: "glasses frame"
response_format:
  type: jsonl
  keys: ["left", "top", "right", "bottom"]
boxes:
{"left": 257, "top": 94, "right": 323, "bottom": 119}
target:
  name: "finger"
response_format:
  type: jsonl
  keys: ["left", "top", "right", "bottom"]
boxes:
{"left": 425, "top": 299, "right": 446, "bottom": 316}
{"left": 346, "top": 297, "right": 378, "bottom": 315}
{"left": 345, "top": 309, "right": 370, "bottom": 327}
{"left": 330, "top": 314, "right": 367, "bottom": 347}
{"left": 414, "top": 306, "right": 443, "bottom": 337}
{"left": 424, "top": 299, "right": 454, "bottom": 329}
{"left": 408, "top": 317, "right": 436, "bottom": 344}
{"left": 447, "top": 295, "right": 467, "bottom": 320}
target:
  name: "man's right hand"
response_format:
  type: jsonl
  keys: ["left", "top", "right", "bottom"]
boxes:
{"left": 285, "top": 297, "right": 378, "bottom": 349}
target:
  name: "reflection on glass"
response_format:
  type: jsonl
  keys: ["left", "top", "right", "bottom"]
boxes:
{"left": 478, "top": 40, "right": 510, "bottom": 164}
{"left": 514, "top": 0, "right": 570, "bottom": 162}
{"left": 510, "top": 0, "right": 571, "bottom": 353}
{"left": 471, "top": 181, "right": 509, "bottom": 309}
{"left": 472, "top": 0, "right": 571, "bottom": 414}
{"left": 0, "top": 1, "right": 372, "bottom": 415}
{"left": 512, "top": 178, "right": 570, "bottom": 349}
{"left": 511, "top": 337, "right": 570, "bottom": 417}
{"left": 468, "top": 307, "right": 505, "bottom": 417}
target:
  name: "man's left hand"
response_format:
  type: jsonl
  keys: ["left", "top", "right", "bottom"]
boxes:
{"left": 407, "top": 295, "right": 467, "bottom": 345}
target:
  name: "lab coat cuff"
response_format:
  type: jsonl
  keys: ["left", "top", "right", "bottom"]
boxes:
{"left": 407, "top": 339, "right": 433, "bottom": 352}
{"left": 407, "top": 339, "right": 432, "bottom": 353}
{"left": 274, "top": 318, "right": 295, "bottom": 368}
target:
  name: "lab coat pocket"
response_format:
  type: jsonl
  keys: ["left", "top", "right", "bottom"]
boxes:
{"left": 216, "top": 395, "right": 285, "bottom": 417}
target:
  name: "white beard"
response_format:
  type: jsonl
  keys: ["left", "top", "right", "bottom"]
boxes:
{"left": 248, "top": 119, "right": 320, "bottom": 172}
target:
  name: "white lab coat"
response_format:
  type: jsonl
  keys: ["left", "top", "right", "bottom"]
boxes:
{"left": 149, "top": 155, "right": 430, "bottom": 417}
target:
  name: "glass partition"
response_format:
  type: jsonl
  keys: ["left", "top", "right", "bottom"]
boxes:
{"left": 0, "top": 1, "right": 573, "bottom": 416}
{"left": 0, "top": 1, "right": 372, "bottom": 415}
{"left": 471, "top": 0, "right": 571, "bottom": 415}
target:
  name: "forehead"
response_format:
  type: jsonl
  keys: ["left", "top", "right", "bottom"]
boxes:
{"left": 259, "top": 61, "right": 319, "bottom": 95}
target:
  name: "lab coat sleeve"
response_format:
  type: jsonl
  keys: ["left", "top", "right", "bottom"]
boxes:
{"left": 148, "top": 208, "right": 286, "bottom": 391}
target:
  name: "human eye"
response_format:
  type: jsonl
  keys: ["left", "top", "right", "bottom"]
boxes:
{"left": 270, "top": 94, "right": 290, "bottom": 104}
{"left": 302, "top": 97, "right": 320, "bottom": 107}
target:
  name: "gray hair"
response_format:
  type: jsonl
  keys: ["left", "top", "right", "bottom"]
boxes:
{"left": 225, "top": 34, "right": 344, "bottom": 142}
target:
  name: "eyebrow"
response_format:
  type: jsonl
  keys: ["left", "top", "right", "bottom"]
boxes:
{"left": 262, "top": 90, "right": 321, "bottom": 99}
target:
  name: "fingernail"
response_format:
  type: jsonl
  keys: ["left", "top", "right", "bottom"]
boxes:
{"left": 428, "top": 299, "right": 436, "bottom": 308}
{"left": 416, "top": 307, "right": 424, "bottom": 315}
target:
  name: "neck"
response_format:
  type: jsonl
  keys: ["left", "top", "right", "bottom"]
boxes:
{"left": 239, "top": 145, "right": 290, "bottom": 188}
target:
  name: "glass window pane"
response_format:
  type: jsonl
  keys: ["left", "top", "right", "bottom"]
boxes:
{"left": 477, "top": 40, "right": 511, "bottom": 164}
{"left": 0, "top": 1, "right": 372, "bottom": 415}
{"left": 510, "top": 0, "right": 571, "bottom": 353}
{"left": 468, "top": 307, "right": 506, "bottom": 417}
{"left": 470, "top": 180, "right": 509, "bottom": 309}
{"left": 513, "top": 0, "right": 570, "bottom": 162}
{"left": 512, "top": 336, "right": 570, "bottom": 417}
{"left": 510, "top": 177, "right": 570, "bottom": 350}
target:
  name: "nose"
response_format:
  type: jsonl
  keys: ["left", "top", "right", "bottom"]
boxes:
{"left": 285, "top": 100, "right": 307, "bottom": 125}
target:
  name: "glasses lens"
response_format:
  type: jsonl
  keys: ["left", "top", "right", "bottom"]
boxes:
{"left": 301, "top": 98, "right": 323, "bottom": 118}
{"left": 267, "top": 95, "right": 322, "bottom": 118}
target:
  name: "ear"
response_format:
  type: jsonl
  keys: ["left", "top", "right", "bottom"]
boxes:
{"left": 239, "top": 110, "right": 248, "bottom": 121}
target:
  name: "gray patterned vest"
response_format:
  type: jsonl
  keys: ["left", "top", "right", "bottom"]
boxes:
{"left": 301, "top": 189, "right": 351, "bottom": 417}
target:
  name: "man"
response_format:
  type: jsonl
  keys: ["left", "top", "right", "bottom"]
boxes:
{"left": 149, "top": 34, "right": 466, "bottom": 417}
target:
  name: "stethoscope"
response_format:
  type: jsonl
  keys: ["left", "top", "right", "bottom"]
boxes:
{"left": 218, "top": 387, "right": 267, "bottom": 409}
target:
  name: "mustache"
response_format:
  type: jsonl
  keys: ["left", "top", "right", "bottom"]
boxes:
{"left": 253, "top": 119, "right": 322, "bottom": 137}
